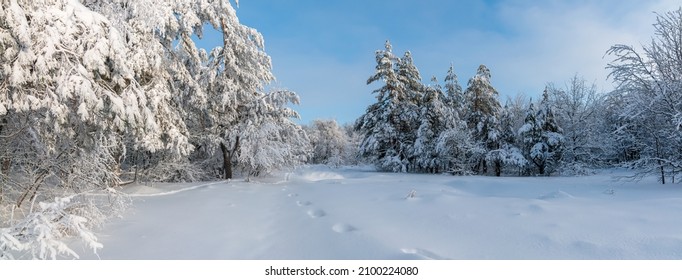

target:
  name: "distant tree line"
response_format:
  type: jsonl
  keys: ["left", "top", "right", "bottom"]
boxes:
{"left": 348, "top": 7, "right": 682, "bottom": 181}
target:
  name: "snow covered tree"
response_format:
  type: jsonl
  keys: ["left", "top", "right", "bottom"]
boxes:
{"left": 356, "top": 41, "right": 423, "bottom": 172}
{"left": 519, "top": 90, "right": 564, "bottom": 175}
{"left": 232, "top": 90, "right": 310, "bottom": 178}
{"left": 537, "top": 90, "right": 564, "bottom": 174}
{"left": 436, "top": 123, "right": 477, "bottom": 175}
{"left": 306, "top": 119, "right": 355, "bottom": 167}
{"left": 1, "top": 0, "right": 305, "bottom": 258}
{"left": 0, "top": 0, "right": 190, "bottom": 258}
{"left": 414, "top": 78, "right": 450, "bottom": 173}
{"left": 463, "top": 65, "right": 503, "bottom": 175}
{"left": 487, "top": 103, "right": 527, "bottom": 175}
{"left": 433, "top": 65, "right": 478, "bottom": 175}
{"left": 519, "top": 102, "right": 544, "bottom": 175}
{"left": 606, "top": 7, "right": 682, "bottom": 183}
{"left": 128, "top": 0, "right": 310, "bottom": 180}
{"left": 396, "top": 51, "right": 424, "bottom": 103}
{"left": 0, "top": 0, "right": 195, "bottom": 202}
{"left": 342, "top": 123, "right": 363, "bottom": 166}
{"left": 84, "top": 0, "right": 220, "bottom": 182}
{"left": 601, "top": 92, "right": 641, "bottom": 163}
{"left": 546, "top": 75, "right": 610, "bottom": 173}
{"left": 444, "top": 63, "right": 464, "bottom": 116}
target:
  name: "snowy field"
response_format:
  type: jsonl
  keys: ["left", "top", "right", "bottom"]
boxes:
{"left": 71, "top": 166, "right": 682, "bottom": 260}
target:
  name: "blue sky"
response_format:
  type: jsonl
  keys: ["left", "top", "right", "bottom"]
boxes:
{"left": 198, "top": 0, "right": 679, "bottom": 124}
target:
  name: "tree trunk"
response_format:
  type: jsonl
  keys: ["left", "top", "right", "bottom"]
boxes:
{"left": 220, "top": 142, "right": 232, "bottom": 180}
{"left": 16, "top": 170, "right": 48, "bottom": 209}
{"left": 659, "top": 161, "right": 665, "bottom": 184}
{"left": 655, "top": 137, "right": 665, "bottom": 184}
{"left": 494, "top": 160, "right": 501, "bottom": 176}
{"left": 220, "top": 136, "right": 240, "bottom": 180}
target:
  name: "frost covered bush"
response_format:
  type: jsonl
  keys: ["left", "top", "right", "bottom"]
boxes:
{"left": 1, "top": 191, "right": 128, "bottom": 260}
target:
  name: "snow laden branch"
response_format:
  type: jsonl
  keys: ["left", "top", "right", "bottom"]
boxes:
{"left": 1, "top": 0, "right": 307, "bottom": 258}
{"left": 1, "top": 190, "right": 130, "bottom": 260}
{"left": 605, "top": 7, "right": 682, "bottom": 184}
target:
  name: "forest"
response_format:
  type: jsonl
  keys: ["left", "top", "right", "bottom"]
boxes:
{"left": 1, "top": 0, "right": 682, "bottom": 259}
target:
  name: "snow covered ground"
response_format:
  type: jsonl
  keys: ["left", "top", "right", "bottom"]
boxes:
{"left": 71, "top": 166, "right": 682, "bottom": 260}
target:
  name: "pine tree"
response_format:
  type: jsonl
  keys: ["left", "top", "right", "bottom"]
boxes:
{"left": 414, "top": 78, "right": 450, "bottom": 173}
{"left": 486, "top": 103, "right": 527, "bottom": 176}
{"left": 463, "top": 65, "right": 503, "bottom": 175}
{"left": 356, "top": 41, "right": 424, "bottom": 172}
{"left": 537, "top": 89, "right": 564, "bottom": 174}
{"left": 519, "top": 101, "right": 544, "bottom": 175}
{"left": 519, "top": 90, "right": 565, "bottom": 175}
{"left": 444, "top": 64, "right": 464, "bottom": 116}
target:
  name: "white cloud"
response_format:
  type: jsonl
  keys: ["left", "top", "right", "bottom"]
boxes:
{"left": 411, "top": 0, "right": 680, "bottom": 99}
{"left": 261, "top": 1, "right": 681, "bottom": 123}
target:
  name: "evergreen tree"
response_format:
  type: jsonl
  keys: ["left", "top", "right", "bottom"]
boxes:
{"left": 463, "top": 65, "right": 503, "bottom": 175}
{"left": 414, "top": 78, "right": 450, "bottom": 173}
{"left": 519, "top": 90, "right": 565, "bottom": 175}
{"left": 357, "top": 41, "right": 402, "bottom": 171}
{"left": 486, "top": 103, "right": 527, "bottom": 176}
{"left": 537, "top": 89, "right": 565, "bottom": 174}
{"left": 356, "top": 41, "right": 423, "bottom": 172}
{"left": 444, "top": 64, "right": 464, "bottom": 116}
{"left": 519, "top": 101, "right": 544, "bottom": 175}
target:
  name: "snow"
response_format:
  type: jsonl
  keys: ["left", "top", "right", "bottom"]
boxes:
{"left": 69, "top": 166, "right": 682, "bottom": 260}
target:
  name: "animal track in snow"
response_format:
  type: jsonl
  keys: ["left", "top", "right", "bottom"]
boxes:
{"left": 307, "top": 209, "right": 326, "bottom": 218}
{"left": 401, "top": 248, "right": 447, "bottom": 260}
{"left": 332, "top": 223, "right": 356, "bottom": 233}
{"left": 296, "top": 200, "right": 312, "bottom": 206}
{"left": 288, "top": 193, "right": 298, "bottom": 197}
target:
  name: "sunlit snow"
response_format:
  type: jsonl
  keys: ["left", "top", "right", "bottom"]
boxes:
{"left": 72, "top": 166, "right": 682, "bottom": 260}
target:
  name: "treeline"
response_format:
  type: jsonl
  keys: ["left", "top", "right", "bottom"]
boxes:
{"left": 344, "top": 6, "right": 682, "bottom": 181}
{"left": 345, "top": 40, "right": 612, "bottom": 176}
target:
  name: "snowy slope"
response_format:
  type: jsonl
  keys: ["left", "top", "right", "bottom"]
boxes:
{"left": 72, "top": 166, "right": 682, "bottom": 260}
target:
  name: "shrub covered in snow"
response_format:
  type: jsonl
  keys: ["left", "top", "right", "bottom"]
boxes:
{"left": 1, "top": 190, "right": 128, "bottom": 260}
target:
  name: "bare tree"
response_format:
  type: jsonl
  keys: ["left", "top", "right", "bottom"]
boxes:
{"left": 547, "top": 75, "right": 605, "bottom": 167}
{"left": 606, "top": 8, "right": 682, "bottom": 184}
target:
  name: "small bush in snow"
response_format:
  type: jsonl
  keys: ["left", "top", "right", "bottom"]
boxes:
{"left": 0, "top": 193, "right": 113, "bottom": 259}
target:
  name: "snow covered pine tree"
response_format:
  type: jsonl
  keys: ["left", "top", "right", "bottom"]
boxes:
{"left": 356, "top": 41, "right": 423, "bottom": 172}
{"left": 462, "top": 65, "right": 504, "bottom": 175}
